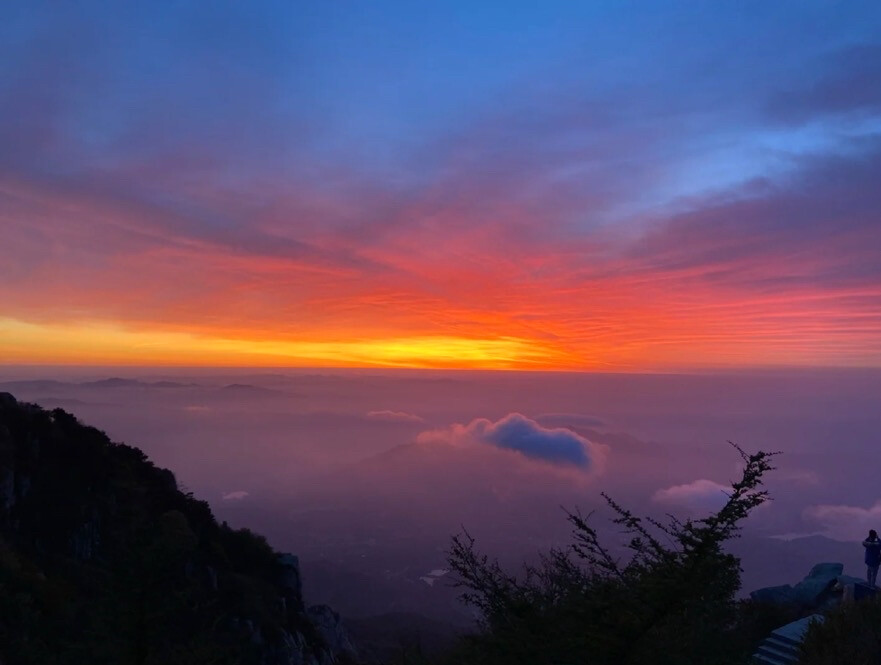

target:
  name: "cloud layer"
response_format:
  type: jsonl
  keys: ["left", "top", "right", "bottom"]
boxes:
{"left": 804, "top": 501, "right": 881, "bottom": 542}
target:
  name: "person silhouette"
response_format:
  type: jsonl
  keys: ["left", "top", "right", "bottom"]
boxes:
{"left": 863, "top": 529, "right": 881, "bottom": 586}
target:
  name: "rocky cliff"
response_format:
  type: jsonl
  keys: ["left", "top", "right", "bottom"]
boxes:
{"left": 0, "top": 392, "right": 356, "bottom": 665}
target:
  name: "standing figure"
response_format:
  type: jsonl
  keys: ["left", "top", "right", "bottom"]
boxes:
{"left": 863, "top": 529, "right": 881, "bottom": 586}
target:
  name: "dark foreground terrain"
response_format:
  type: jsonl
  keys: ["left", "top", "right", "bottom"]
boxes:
{"left": 0, "top": 392, "right": 354, "bottom": 665}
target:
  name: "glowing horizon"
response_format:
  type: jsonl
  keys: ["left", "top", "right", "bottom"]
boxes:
{"left": 2, "top": 314, "right": 878, "bottom": 370}
{"left": 0, "top": 318, "right": 575, "bottom": 369}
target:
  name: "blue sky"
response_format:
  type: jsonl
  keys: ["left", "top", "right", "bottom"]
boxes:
{"left": 5, "top": 1, "right": 878, "bottom": 193}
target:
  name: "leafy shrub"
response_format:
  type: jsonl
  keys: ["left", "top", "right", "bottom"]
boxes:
{"left": 799, "top": 596, "right": 881, "bottom": 664}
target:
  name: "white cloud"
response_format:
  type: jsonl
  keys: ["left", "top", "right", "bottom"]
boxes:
{"left": 417, "top": 412, "right": 607, "bottom": 471}
{"left": 652, "top": 479, "right": 730, "bottom": 512}
{"left": 222, "top": 490, "right": 250, "bottom": 501}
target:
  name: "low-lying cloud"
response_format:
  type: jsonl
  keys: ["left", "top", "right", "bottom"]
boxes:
{"left": 417, "top": 413, "right": 607, "bottom": 471}
{"left": 653, "top": 479, "right": 730, "bottom": 512}
{"left": 366, "top": 410, "right": 425, "bottom": 423}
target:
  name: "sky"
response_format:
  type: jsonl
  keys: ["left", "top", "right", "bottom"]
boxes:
{"left": 1, "top": 1, "right": 880, "bottom": 369}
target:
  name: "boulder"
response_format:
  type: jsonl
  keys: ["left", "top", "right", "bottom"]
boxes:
{"left": 789, "top": 562, "right": 844, "bottom": 607}
{"left": 750, "top": 563, "right": 852, "bottom": 611}
{"left": 807, "top": 562, "right": 844, "bottom": 579}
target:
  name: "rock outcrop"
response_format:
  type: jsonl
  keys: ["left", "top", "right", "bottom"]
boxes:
{"left": 308, "top": 605, "right": 359, "bottom": 661}
{"left": 279, "top": 552, "right": 305, "bottom": 612}
{"left": 749, "top": 562, "right": 861, "bottom": 611}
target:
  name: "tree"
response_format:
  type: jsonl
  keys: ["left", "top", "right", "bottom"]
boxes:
{"left": 446, "top": 445, "right": 777, "bottom": 665}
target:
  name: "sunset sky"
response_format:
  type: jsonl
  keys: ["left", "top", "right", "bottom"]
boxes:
{"left": 2, "top": 1, "right": 880, "bottom": 369}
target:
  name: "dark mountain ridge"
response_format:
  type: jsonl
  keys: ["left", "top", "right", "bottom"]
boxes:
{"left": 0, "top": 392, "right": 354, "bottom": 665}
{"left": 0, "top": 378, "right": 197, "bottom": 392}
